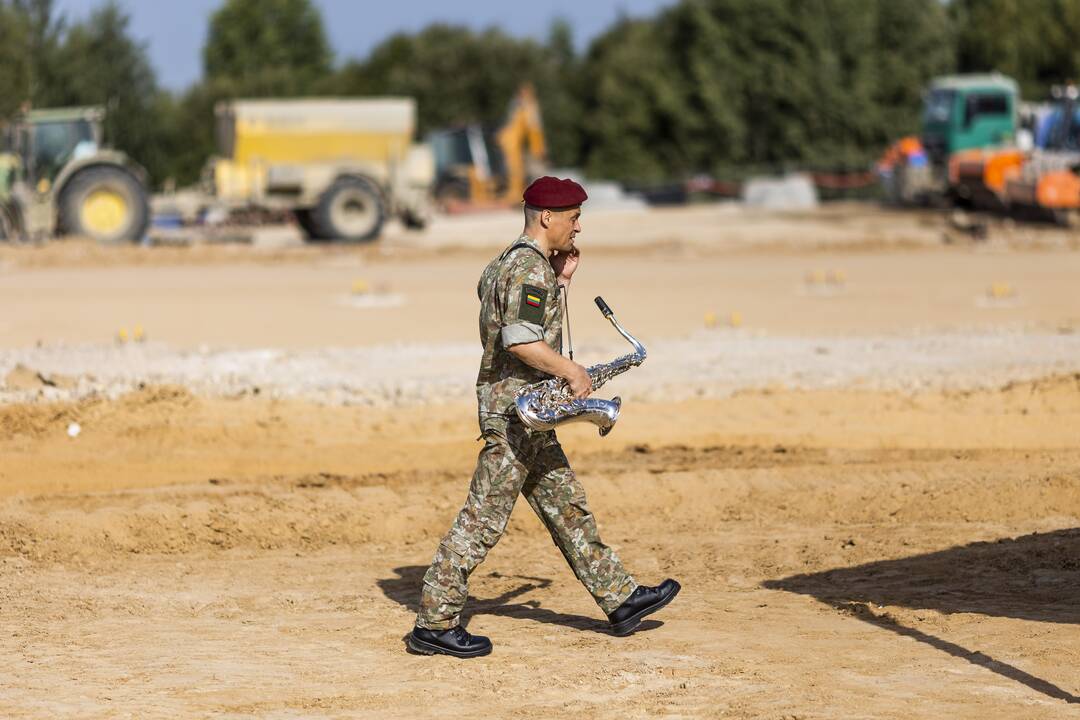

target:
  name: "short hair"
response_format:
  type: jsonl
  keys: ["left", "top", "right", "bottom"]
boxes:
{"left": 524, "top": 204, "right": 542, "bottom": 225}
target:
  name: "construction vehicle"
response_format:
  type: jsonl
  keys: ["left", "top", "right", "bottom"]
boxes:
{"left": 205, "top": 97, "right": 434, "bottom": 242}
{"left": 428, "top": 84, "right": 547, "bottom": 211}
{"left": 0, "top": 106, "right": 150, "bottom": 243}
{"left": 970, "top": 84, "right": 1080, "bottom": 226}
{"left": 877, "top": 74, "right": 1019, "bottom": 206}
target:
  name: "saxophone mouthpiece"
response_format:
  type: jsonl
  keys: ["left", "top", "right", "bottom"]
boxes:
{"left": 594, "top": 296, "right": 613, "bottom": 317}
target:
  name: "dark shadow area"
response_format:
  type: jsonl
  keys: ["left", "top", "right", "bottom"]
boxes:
{"left": 765, "top": 527, "right": 1080, "bottom": 703}
{"left": 380, "top": 565, "right": 661, "bottom": 635}
{"left": 765, "top": 528, "right": 1080, "bottom": 623}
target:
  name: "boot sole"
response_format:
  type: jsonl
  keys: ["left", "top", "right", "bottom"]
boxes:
{"left": 407, "top": 634, "right": 493, "bottom": 658}
{"left": 609, "top": 581, "right": 681, "bottom": 636}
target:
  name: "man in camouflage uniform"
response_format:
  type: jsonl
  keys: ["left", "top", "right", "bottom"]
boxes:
{"left": 408, "top": 177, "right": 679, "bottom": 658}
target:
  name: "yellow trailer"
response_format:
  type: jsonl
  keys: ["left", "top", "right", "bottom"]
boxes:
{"left": 211, "top": 97, "right": 433, "bottom": 242}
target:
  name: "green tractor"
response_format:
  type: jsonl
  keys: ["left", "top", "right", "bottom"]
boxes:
{"left": 0, "top": 106, "right": 150, "bottom": 243}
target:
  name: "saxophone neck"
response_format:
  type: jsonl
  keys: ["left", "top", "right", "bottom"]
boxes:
{"left": 606, "top": 313, "right": 647, "bottom": 360}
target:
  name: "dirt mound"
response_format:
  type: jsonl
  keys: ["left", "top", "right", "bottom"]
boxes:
{"left": 0, "top": 383, "right": 194, "bottom": 440}
{"left": 0, "top": 397, "right": 82, "bottom": 438}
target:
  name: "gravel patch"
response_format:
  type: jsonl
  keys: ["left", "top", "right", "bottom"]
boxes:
{"left": 3, "top": 330, "right": 1080, "bottom": 406}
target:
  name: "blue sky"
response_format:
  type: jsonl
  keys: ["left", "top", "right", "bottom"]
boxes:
{"left": 52, "top": 0, "right": 678, "bottom": 91}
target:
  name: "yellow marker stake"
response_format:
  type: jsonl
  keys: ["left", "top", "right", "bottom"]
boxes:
{"left": 351, "top": 279, "right": 370, "bottom": 295}
{"left": 117, "top": 328, "right": 129, "bottom": 343}
{"left": 729, "top": 311, "right": 743, "bottom": 328}
{"left": 133, "top": 325, "right": 145, "bottom": 343}
{"left": 703, "top": 311, "right": 718, "bottom": 329}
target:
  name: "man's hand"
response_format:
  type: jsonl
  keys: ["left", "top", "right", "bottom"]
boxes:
{"left": 566, "top": 362, "right": 593, "bottom": 399}
{"left": 550, "top": 246, "right": 580, "bottom": 287}
{"left": 508, "top": 341, "right": 592, "bottom": 399}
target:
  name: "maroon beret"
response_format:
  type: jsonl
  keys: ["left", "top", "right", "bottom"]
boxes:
{"left": 523, "top": 176, "right": 588, "bottom": 209}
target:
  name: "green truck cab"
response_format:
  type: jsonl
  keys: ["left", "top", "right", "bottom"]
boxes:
{"left": 880, "top": 73, "right": 1018, "bottom": 205}
{"left": 921, "top": 74, "right": 1018, "bottom": 161}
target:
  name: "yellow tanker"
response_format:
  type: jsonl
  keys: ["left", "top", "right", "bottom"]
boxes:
{"left": 210, "top": 97, "right": 434, "bottom": 242}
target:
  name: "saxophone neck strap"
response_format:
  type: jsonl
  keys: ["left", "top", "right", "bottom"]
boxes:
{"left": 562, "top": 282, "right": 573, "bottom": 361}
{"left": 499, "top": 239, "right": 547, "bottom": 263}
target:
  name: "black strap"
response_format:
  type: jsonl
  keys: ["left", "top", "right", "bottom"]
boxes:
{"left": 562, "top": 282, "right": 573, "bottom": 361}
{"left": 498, "top": 239, "right": 546, "bottom": 263}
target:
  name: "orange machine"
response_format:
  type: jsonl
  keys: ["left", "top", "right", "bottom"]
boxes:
{"left": 948, "top": 146, "right": 1026, "bottom": 210}
{"left": 429, "top": 84, "right": 548, "bottom": 211}
{"left": 951, "top": 85, "right": 1079, "bottom": 224}
{"left": 1003, "top": 85, "right": 1080, "bottom": 224}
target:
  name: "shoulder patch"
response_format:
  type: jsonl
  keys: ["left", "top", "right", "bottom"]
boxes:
{"left": 518, "top": 284, "right": 547, "bottom": 324}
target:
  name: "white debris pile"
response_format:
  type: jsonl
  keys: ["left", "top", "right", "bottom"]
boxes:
{"left": 741, "top": 173, "right": 819, "bottom": 210}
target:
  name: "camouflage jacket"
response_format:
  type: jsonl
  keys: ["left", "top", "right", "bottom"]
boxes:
{"left": 475, "top": 233, "right": 563, "bottom": 424}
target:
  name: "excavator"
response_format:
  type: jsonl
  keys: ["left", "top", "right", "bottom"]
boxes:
{"left": 428, "top": 84, "right": 547, "bottom": 211}
{"left": 948, "top": 84, "right": 1079, "bottom": 225}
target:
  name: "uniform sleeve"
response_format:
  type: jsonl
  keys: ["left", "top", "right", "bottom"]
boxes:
{"left": 499, "top": 252, "right": 556, "bottom": 348}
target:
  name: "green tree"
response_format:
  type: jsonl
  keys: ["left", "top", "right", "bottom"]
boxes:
{"left": 579, "top": 0, "right": 953, "bottom": 181}
{"left": 579, "top": 17, "right": 691, "bottom": 180}
{"left": 203, "top": 0, "right": 333, "bottom": 96}
{"left": 951, "top": 0, "right": 1080, "bottom": 101}
{"left": 46, "top": 2, "right": 164, "bottom": 180}
{"left": 0, "top": 0, "right": 66, "bottom": 118}
{"left": 538, "top": 19, "right": 585, "bottom": 168}
{"left": 333, "top": 23, "right": 582, "bottom": 165}
{"left": 155, "top": 81, "right": 225, "bottom": 187}
{"left": 872, "top": 0, "right": 955, "bottom": 143}
{"left": 336, "top": 25, "right": 537, "bottom": 131}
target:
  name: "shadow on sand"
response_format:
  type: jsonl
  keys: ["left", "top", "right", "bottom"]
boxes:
{"left": 379, "top": 565, "right": 661, "bottom": 635}
{"left": 764, "top": 527, "right": 1080, "bottom": 703}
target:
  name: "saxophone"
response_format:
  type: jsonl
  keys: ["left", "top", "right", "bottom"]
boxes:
{"left": 515, "top": 296, "right": 646, "bottom": 436}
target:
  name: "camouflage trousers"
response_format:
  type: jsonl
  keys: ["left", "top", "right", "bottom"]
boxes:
{"left": 416, "top": 417, "right": 637, "bottom": 630}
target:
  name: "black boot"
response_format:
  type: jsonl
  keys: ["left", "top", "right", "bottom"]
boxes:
{"left": 607, "top": 579, "right": 681, "bottom": 635}
{"left": 408, "top": 625, "right": 493, "bottom": 658}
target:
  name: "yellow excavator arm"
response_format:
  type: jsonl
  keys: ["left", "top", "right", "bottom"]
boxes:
{"left": 495, "top": 83, "right": 547, "bottom": 203}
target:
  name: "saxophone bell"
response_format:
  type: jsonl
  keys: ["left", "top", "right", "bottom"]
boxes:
{"left": 515, "top": 393, "right": 623, "bottom": 436}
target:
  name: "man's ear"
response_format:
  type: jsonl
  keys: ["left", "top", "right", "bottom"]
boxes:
{"left": 540, "top": 209, "right": 552, "bottom": 227}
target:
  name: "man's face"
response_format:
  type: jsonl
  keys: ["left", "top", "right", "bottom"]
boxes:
{"left": 546, "top": 206, "right": 582, "bottom": 252}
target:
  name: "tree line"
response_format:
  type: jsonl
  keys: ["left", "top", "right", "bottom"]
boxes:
{"left": 2, "top": 0, "right": 1079, "bottom": 189}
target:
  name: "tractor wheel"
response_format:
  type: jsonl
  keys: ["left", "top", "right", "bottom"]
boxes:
{"left": 312, "top": 176, "right": 385, "bottom": 243}
{"left": 58, "top": 166, "right": 149, "bottom": 244}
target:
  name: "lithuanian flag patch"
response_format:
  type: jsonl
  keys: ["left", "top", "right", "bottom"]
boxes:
{"left": 518, "top": 284, "right": 547, "bottom": 323}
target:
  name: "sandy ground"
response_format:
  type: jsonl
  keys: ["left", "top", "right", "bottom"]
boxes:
{"left": 3, "top": 204, "right": 1080, "bottom": 718}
